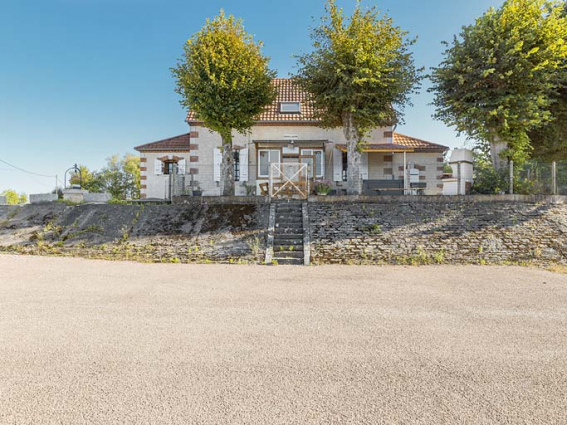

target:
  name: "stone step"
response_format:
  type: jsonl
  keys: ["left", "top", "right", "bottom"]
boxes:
{"left": 275, "top": 245, "right": 304, "bottom": 252}
{"left": 276, "top": 204, "right": 303, "bottom": 209}
{"left": 272, "top": 258, "right": 303, "bottom": 265}
{"left": 273, "top": 251, "right": 304, "bottom": 259}
{"left": 275, "top": 228, "right": 303, "bottom": 235}
{"left": 274, "top": 240, "right": 303, "bottom": 246}
{"left": 276, "top": 210, "right": 302, "bottom": 215}
{"left": 274, "top": 237, "right": 303, "bottom": 243}
{"left": 276, "top": 214, "right": 302, "bottom": 219}
{"left": 273, "top": 233, "right": 303, "bottom": 239}
{"left": 276, "top": 223, "right": 303, "bottom": 229}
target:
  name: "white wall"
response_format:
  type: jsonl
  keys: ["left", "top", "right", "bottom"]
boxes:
{"left": 140, "top": 151, "right": 190, "bottom": 200}
{"left": 190, "top": 124, "right": 392, "bottom": 196}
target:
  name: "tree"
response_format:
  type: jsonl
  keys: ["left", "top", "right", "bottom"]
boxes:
{"left": 68, "top": 155, "right": 140, "bottom": 200}
{"left": 529, "top": 87, "right": 567, "bottom": 160}
{"left": 529, "top": 2, "right": 567, "bottom": 161}
{"left": 172, "top": 11, "right": 277, "bottom": 196}
{"left": 69, "top": 165, "right": 105, "bottom": 193}
{"left": 430, "top": 0, "right": 567, "bottom": 170}
{"left": 122, "top": 154, "right": 141, "bottom": 200}
{"left": 99, "top": 154, "right": 141, "bottom": 200}
{"left": 294, "top": 0, "right": 421, "bottom": 194}
{"left": 2, "top": 190, "right": 27, "bottom": 205}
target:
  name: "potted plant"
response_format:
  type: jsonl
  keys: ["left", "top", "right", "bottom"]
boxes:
{"left": 313, "top": 179, "right": 332, "bottom": 196}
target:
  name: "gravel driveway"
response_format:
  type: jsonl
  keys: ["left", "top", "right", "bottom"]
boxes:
{"left": 0, "top": 255, "right": 566, "bottom": 424}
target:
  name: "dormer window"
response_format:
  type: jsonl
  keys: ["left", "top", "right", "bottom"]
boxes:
{"left": 280, "top": 102, "right": 301, "bottom": 114}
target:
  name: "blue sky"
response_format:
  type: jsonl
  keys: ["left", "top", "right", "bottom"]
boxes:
{"left": 0, "top": 0, "right": 500, "bottom": 194}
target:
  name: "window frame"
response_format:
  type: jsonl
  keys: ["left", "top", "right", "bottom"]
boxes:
{"left": 162, "top": 159, "right": 178, "bottom": 175}
{"left": 300, "top": 148, "right": 325, "bottom": 178}
{"left": 257, "top": 148, "right": 282, "bottom": 178}
{"left": 279, "top": 102, "right": 301, "bottom": 114}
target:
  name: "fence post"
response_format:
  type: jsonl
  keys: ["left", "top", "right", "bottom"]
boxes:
{"left": 552, "top": 161, "right": 557, "bottom": 195}
{"left": 509, "top": 160, "right": 514, "bottom": 195}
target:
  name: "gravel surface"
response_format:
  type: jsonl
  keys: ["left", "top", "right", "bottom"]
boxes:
{"left": 0, "top": 255, "right": 566, "bottom": 424}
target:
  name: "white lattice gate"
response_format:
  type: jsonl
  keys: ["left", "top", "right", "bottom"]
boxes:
{"left": 269, "top": 163, "right": 310, "bottom": 199}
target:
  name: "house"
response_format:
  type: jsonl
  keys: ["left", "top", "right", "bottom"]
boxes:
{"left": 135, "top": 78, "right": 448, "bottom": 199}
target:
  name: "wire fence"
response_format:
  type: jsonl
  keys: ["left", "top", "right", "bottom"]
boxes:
{"left": 517, "top": 160, "right": 567, "bottom": 195}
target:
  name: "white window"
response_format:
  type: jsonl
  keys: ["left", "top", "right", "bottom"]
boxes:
{"left": 258, "top": 149, "right": 281, "bottom": 178}
{"left": 301, "top": 149, "right": 325, "bottom": 178}
{"left": 279, "top": 102, "right": 301, "bottom": 114}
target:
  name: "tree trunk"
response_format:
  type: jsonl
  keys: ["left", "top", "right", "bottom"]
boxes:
{"left": 343, "top": 112, "right": 362, "bottom": 195}
{"left": 220, "top": 134, "right": 235, "bottom": 196}
{"left": 490, "top": 134, "right": 508, "bottom": 171}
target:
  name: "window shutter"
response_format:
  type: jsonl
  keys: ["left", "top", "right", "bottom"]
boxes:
{"left": 360, "top": 152, "right": 369, "bottom": 180}
{"left": 154, "top": 159, "right": 162, "bottom": 175}
{"left": 319, "top": 150, "right": 326, "bottom": 178}
{"left": 333, "top": 148, "right": 343, "bottom": 182}
{"left": 213, "top": 148, "right": 222, "bottom": 182}
{"left": 178, "top": 159, "right": 186, "bottom": 175}
{"left": 239, "top": 148, "right": 248, "bottom": 182}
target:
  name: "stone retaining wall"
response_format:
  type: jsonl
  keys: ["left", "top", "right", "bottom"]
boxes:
{"left": 308, "top": 198, "right": 567, "bottom": 265}
{"left": 0, "top": 203, "right": 269, "bottom": 264}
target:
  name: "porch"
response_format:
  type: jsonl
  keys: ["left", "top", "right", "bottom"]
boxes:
{"left": 254, "top": 140, "right": 427, "bottom": 198}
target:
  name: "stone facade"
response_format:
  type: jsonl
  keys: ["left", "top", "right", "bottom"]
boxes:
{"left": 0, "top": 196, "right": 6, "bottom": 205}
{"left": 308, "top": 197, "right": 567, "bottom": 265}
{"left": 187, "top": 124, "right": 395, "bottom": 197}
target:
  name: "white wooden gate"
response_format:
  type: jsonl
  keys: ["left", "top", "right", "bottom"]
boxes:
{"left": 269, "top": 163, "right": 310, "bottom": 199}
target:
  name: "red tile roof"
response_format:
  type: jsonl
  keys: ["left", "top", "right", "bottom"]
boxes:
{"left": 186, "top": 78, "right": 318, "bottom": 124}
{"left": 134, "top": 134, "right": 191, "bottom": 152}
{"left": 393, "top": 133, "right": 448, "bottom": 152}
{"left": 335, "top": 143, "right": 415, "bottom": 153}
{"left": 335, "top": 134, "right": 448, "bottom": 153}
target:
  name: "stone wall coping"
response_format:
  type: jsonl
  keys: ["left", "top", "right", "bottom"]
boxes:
{"left": 173, "top": 195, "right": 270, "bottom": 205}
{"left": 173, "top": 194, "right": 567, "bottom": 205}
{"left": 307, "top": 195, "right": 567, "bottom": 204}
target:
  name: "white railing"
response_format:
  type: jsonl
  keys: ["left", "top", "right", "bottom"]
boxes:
{"left": 269, "top": 163, "right": 310, "bottom": 199}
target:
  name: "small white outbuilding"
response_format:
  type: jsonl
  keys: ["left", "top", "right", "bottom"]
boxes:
{"left": 443, "top": 149, "right": 474, "bottom": 196}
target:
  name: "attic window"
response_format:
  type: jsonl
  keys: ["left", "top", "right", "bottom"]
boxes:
{"left": 280, "top": 102, "right": 301, "bottom": 114}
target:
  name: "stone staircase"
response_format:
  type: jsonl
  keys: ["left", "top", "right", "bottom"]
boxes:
{"left": 272, "top": 201, "right": 305, "bottom": 265}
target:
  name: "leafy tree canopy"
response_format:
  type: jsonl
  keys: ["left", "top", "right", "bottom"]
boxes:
{"left": 294, "top": 0, "right": 421, "bottom": 194}
{"left": 1, "top": 190, "right": 27, "bottom": 205}
{"left": 430, "top": 0, "right": 567, "bottom": 166}
{"left": 294, "top": 0, "right": 422, "bottom": 136}
{"left": 172, "top": 11, "right": 276, "bottom": 195}
{"left": 529, "top": 86, "right": 567, "bottom": 160}
{"left": 70, "top": 154, "right": 140, "bottom": 201}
